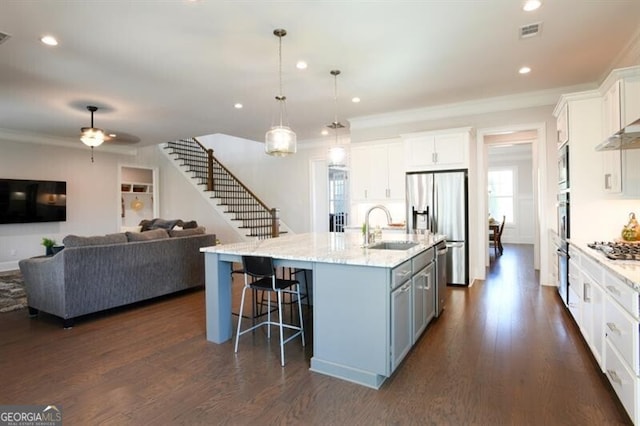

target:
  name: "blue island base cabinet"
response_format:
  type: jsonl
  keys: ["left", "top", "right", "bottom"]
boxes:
{"left": 201, "top": 232, "right": 443, "bottom": 389}
{"left": 310, "top": 263, "right": 390, "bottom": 389}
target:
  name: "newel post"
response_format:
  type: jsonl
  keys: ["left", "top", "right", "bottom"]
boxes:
{"left": 206, "top": 148, "right": 214, "bottom": 192}
{"left": 271, "top": 208, "right": 280, "bottom": 238}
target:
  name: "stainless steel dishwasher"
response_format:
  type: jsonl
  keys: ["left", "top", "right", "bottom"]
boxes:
{"left": 435, "top": 241, "right": 447, "bottom": 317}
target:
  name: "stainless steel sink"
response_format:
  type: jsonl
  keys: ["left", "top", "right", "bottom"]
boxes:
{"left": 368, "top": 241, "right": 419, "bottom": 250}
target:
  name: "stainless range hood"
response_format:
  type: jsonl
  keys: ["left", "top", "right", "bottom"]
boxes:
{"left": 596, "top": 118, "right": 640, "bottom": 151}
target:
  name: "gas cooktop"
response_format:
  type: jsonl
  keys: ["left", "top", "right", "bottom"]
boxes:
{"left": 588, "top": 241, "right": 640, "bottom": 261}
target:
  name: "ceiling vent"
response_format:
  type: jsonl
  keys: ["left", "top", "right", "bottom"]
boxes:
{"left": 520, "top": 22, "right": 542, "bottom": 39}
{"left": 0, "top": 32, "right": 11, "bottom": 45}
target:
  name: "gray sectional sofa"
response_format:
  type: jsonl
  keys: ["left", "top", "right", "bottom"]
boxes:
{"left": 18, "top": 228, "right": 216, "bottom": 327}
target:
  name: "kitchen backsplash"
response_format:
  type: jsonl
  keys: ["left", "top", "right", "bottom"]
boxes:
{"left": 572, "top": 198, "right": 640, "bottom": 244}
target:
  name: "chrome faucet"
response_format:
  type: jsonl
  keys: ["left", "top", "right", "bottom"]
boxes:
{"left": 364, "top": 204, "right": 393, "bottom": 246}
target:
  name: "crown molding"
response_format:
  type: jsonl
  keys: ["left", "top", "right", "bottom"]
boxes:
{"left": 0, "top": 127, "right": 137, "bottom": 155}
{"left": 348, "top": 84, "right": 594, "bottom": 132}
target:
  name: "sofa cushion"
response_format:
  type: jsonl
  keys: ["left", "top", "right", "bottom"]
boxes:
{"left": 126, "top": 228, "right": 169, "bottom": 242}
{"left": 63, "top": 233, "right": 128, "bottom": 248}
{"left": 121, "top": 225, "right": 142, "bottom": 233}
{"left": 169, "top": 226, "right": 206, "bottom": 238}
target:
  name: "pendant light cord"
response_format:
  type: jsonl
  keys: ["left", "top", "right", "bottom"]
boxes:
{"left": 334, "top": 72, "right": 339, "bottom": 144}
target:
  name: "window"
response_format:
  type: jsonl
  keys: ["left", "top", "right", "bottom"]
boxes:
{"left": 488, "top": 168, "right": 515, "bottom": 224}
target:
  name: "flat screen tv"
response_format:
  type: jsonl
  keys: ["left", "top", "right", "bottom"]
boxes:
{"left": 0, "top": 179, "right": 67, "bottom": 224}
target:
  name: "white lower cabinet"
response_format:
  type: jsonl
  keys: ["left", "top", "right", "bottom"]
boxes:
{"left": 582, "top": 273, "right": 605, "bottom": 368}
{"left": 605, "top": 339, "right": 638, "bottom": 423}
{"left": 570, "top": 244, "right": 640, "bottom": 424}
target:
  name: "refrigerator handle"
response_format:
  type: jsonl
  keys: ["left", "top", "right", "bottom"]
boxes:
{"left": 432, "top": 180, "right": 438, "bottom": 233}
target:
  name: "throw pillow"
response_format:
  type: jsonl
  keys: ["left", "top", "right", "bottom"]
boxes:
{"left": 169, "top": 226, "right": 206, "bottom": 237}
{"left": 139, "top": 219, "right": 154, "bottom": 232}
{"left": 149, "top": 218, "right": 180, "bottom": 230}
{"left": 126, "top": 228, "right": 169, "bottom": 242}
{"left": 63, "top": 233, "right": 128, "bottom": 248}
{"left": 182, "top": 220, "right": 198, "bottom": 229}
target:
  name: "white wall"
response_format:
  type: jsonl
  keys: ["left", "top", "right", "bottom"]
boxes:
{"left": 198, "top": 134, "right": 333, "bottom": 235}
{"left": 0, "top": 139, "right": 126, "bottom": 270}
{"left": 488, "top": 144, "right": 535, "bottom": 244}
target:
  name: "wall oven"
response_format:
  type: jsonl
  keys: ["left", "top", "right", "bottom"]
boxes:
{"left": 557, "top": 191, "right": 570, "bottom": 242}
{"left": 556, "top": 143, "right": 570, "bottom": 306}
{"left": 558, "top": 144, "right": 570, "bottom": 191}
{"left": 556, "top": 191, "right": 570, "bottom": 306}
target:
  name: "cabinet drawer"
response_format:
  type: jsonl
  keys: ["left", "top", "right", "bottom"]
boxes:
{"left": 605, "top": 340, "right": 637, "bottom": 423}
{"left": 605, "top": 296, "right": 639, "bottom": 375}
{"left": 568, "top": 258, "right": 580, "bottom": 284}
{"left": 581, "top": 253, "right": 603, "bottom": 284}
{"left": 604, "top": 270, "right": 640, "bottom": 320}
{"left": 392, "top": 260, "right": 412, "bottom": 289}
{"left": 412, "top": 248, "right": 434, "bottom": 273}
{"left": 568, "top": 285, "right": 581, "bottom": 324}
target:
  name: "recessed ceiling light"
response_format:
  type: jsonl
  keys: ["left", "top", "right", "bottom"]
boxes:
{"left": 519, "top": 66, "right": 531, "bottom": 74}
{"left": 352, "top": 97, "right": 361, "bottom": 103}
{"left": 40, "top": 35, "right": 58, "bottom": 46}
{"left": 321, "top": 129, "right": 329, "bottom": 136}
{"left": 234, "top": 103, "right": 243, "bottom": 109}
{"left": 109, "top": 133, "right": 117, "bottom": 138}
{"left": 523, "top": 0, "right": 541, "bottom": 12}
{"left": 296, "top": 61, "right": 308, "bottom": 70}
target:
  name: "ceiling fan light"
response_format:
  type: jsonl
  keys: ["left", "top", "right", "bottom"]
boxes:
{"left": 80, "top": 127, "right": 105, "bottom": 147}
{"left": 265, "top": 125, "right": 296, "bottom": 156}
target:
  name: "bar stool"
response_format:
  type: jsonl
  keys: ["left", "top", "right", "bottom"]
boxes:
{"left": 234, "top": 256, "right": 305, "bottom": 366}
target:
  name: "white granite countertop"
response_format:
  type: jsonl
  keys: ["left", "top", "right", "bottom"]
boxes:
{"left": 201, "top": 232, "right": 445, "bottom": 268}
{"left": 569, "top": 240, "right": 640, "bottom": 291}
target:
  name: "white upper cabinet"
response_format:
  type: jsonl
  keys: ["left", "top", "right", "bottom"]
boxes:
{"left": 556, "top": 102, "right": 569, "bottom": 148}
{"left": 602, "top": 80, "right": 623, "bottom": 137}
{"left": 402, "top": 128, "right": 470, "bottom": 171}
{"left": 350, "top": 140, "right": 405, "bottom": 201}
{"left": 599, "top": 69, "right": 640, "bottom": 194}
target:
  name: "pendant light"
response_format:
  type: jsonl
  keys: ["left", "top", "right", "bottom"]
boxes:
{"left": 80, "top": 105, "right": 105, "bottom": 162}
{"left": 328, "top": 70, "right": 346, "bottom": 167}
{"left": 265, "top": 28, "right": 296, "bottom": 156}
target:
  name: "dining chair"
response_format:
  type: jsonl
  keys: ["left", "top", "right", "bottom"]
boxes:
{"left": 234, "top": 255, "right": 305, "bottom": 366}
{"left": 489, "top": 216, "right": 506, "bottom": 256}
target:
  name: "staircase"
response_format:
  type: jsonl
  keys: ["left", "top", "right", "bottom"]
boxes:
{"left": 161, "top": 138, "right": 289, "bottom": 241}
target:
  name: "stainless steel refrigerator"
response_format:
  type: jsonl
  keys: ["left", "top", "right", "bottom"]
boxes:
{"left": 406, "top": 170, "right": 469, "bottom": 286}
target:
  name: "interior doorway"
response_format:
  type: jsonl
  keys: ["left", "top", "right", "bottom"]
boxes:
{"left": 310, "top": 159, "right": 350, "bottom": 233}
{"left": 475, "top": 123, "right": 547, "bottom": 282}
{"left": 329, "top": 166, "right": 348, "bottom": 232}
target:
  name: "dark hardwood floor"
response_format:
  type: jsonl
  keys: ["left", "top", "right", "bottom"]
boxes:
{"left": 0, "top": 244, "right": 631, "bottom": 425}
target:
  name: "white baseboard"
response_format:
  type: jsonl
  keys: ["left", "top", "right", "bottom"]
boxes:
{"left": 0, "top": 260, "right": 20, "bottom": 272}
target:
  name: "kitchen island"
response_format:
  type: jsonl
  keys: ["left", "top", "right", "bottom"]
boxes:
{"left": 201, "top": 232, "right": 445, "bottom": 389}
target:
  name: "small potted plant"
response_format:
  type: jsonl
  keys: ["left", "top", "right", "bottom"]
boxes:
{"left": 41, "top": 237, "right": 56, "bottom": 256}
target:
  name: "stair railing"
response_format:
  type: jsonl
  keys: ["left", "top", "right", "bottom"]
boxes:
{"left": 191, "top": 137, "right": 280, "bottom": 238}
